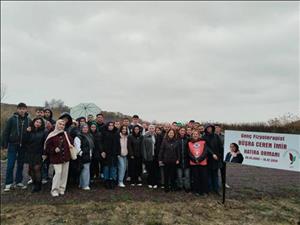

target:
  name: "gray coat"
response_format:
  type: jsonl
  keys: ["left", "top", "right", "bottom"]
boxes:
{"left": 141, "top": 132, "right": 156, "bottom": 162}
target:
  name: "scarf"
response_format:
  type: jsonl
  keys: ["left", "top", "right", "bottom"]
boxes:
{"left": 44, "top": 119, "right": 65, "bottom": 150}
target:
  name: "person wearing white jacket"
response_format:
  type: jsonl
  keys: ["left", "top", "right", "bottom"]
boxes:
{"left": 118, "top": 125, "right": 128, "bottom": 187}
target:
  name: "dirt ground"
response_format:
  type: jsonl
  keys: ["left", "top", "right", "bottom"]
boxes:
{"left": 1, "top": 162, "right": 300, "bottom": 225}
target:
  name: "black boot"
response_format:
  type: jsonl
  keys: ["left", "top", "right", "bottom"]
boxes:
{"left": 104, "top": 180, "right": 110, "bottom": 189}
{"left": 31, "top": 182, "right": 39, "bottom": 193}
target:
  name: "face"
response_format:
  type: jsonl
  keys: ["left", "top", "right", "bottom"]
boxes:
{"left": 115, "top": 121, "right": 121, "bottom": 129}
{"left": 192, "top": 131, "right": 199, "bottom": 140}
{"left": 17, "top": 107, "right": 27, "bottom": 117}
{"left": 134, "top": 127, "right": 140, "bottom": 134}
{"left": 88, "top": 115, "right": 94, "bottom": 121}
{"left": 34, "top": 119, "right": 42, "bottom": 129}
{"left": 57, "top": 120, "right": 65, "bottom": 131}
{"left": 163, "top": 124, "right": 170, "bottom": 131}
{"left": 142, "top": 123, "right": 148, "bottom": 129}
{"left": 230, "top": 144, "right": 237, "bottom": 152}
{"left": 96, "top": 115, "right": 104, "bottom": 123}
{"left": 90, "top": 125, "right": 97, "bottom": 132}
{"left": 62, "top": 117, "right": 69, "bottom": 124}
{"left": 121, "top": 126, "right": 127, "bottom": 134}
{"left": 193, "top": 123, "right": 200, "bottom": 129}
{"left": 44, "top": 110, "right": 51, "bottom": 118}
{"left": 79, "top": 119, "right": 86, "bottom": 126}
{"left": 179, "top": 128, "right": 186, "bottom": 137}
{"left": 132, "top": 117, "right": 139, "bottom": 124}
{"left": 168, "top": 130, "right": 175, "bottom": 139}
{"left": 82, "top": 126, "right": 89, "bottom": 134}
{"left": 108, "top": 123, "right": 114, "bottom": 131}
{"left": 215, "top": 126, "right": 222, "bottom": 134}
{"left": 207, "top": 127, "right": 213, "bottom": 134}
{"left": 186, "top": 128, "right": 192, "bottom": 136}
{"left": 36, "top": 111, "right": 41, "bottom": 117}
{"left": 40, "top": 111, "right": 45, "bottom": 117}
{"left": 148, "top": 125, "right": 155, "bottom": 133}
{"left": 199, "top": 126, "right": 205, "bottom": 133}
{"left": 123, "top": 119, "right": 129, "bottom": 126}
{"left": 155, "top": 128, "right": 162, "bottom": 135}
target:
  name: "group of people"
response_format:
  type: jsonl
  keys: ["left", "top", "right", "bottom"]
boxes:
{"left": 2, "top": 102, "right": 244, "bottom": 197}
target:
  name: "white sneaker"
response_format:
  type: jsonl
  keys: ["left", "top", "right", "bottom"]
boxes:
{"left": 225, "top": 184, "right": 231, "bottom": 189}
{"left": 153, "top": 185, "right": 158, "bottom": 189}
{"left": 51, "top": 191, "right": 59, "bottom": 197}
{"left": 59, "top": 191, "right": 65, "bottom": 195}
{"left": 16, "top": 183, "right": 27, "bottom": 189}
{"left": 137, "top": 183, "right": 142, "bottom": 186}
{"left": 42, "top": 179, "right": 48, "bottom": 184}
{"left": 131, "top": 183, "right": 136, "bottom": 186}
{"left": 27, "top": 179, "right": 33, "bottom": 185}
{"left": 4, "top": 184, "right": 12, "bottom": 192}
{"left": 82, "top": 186, "right": 91, "bottom": 191}
{"left": 118, "top": 183, "right": 126, "bottom": 188}
{"left": 148, "top": 185, "right": 153, "bottom": 189}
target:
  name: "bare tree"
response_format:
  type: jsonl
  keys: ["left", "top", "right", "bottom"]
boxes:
{"left": 44, "top": 98, "right": 69, "bottom": 112}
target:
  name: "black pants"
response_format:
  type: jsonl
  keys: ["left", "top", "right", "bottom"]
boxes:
{"left": 191, "top": 165, "right": 208, "bottom": 194}
{"left": 163, "top": 163, "right": 177, "bottom": 190}
{"left": 145, "top": 160, "right": 159, "bottom": 186}
{"left": 128, "top": 157, "right": 142, "bottom": 184}
{"left": 90, "top": 158, "right": 100, "bottom": 179}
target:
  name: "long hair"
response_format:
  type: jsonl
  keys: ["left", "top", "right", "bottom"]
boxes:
{"left": 164, "top": 128, "right": 177, "bottom": 141}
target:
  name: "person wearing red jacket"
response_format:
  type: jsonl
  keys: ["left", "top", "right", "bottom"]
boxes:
{"left": 188, "top": 130, "right": 210, "bottom": 196}
{"left": 44, "top": 119, "right": 73, "bottom": 197}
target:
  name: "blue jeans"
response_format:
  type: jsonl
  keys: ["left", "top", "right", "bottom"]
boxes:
{"left": 177, "top": 167, "right": 191, "bottom": 190}
{"left": 79, "top": 162, "right": 91, "bottom": 188}
{"left": 117, "top": 156, "right": 127, "bottom": 183}
{"left": 103, "top": 166, "right": 117, "bottom": 181}
{"left": 208, "top": 169, "right": 219, "bottom": 192}
{"left": 5, "top": 144, "right": 25, "bottom": 185}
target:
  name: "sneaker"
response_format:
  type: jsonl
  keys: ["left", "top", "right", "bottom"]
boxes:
{"left": 118, "top": 183, "right": 126, "bottom": 188}
{"left": 225, "top": 184, "right": 230, "bottom": 189}
{"left": 16, "top": 183, "right": 27, "bottom": 189}
{"left": 59, "top": 191, "right": 65, "bottom": 195}
{"left": 27, "top": 179, "right": 33, "bottom": 185}
{"left": 148, "top": 185, "right": 153, "bottom": 189}
{"left": 4, "top": 184, "right": 12, "bottom": 192}
{"left": 153, "top": 185, "right": 158, "bottom": 189}
{"left": 161, "top": 186, "right": 165, "bottom": 189}
{"left": 137, "top": 183, "right": 142, "bottom": 186}
{"left": 130, "top": 183, "right": 136, "bottom": 186}
{"left": 51, "top": 191, "right": 59, "bottom": 197}
{"left": 126, "top": 177, "right": 131, "bottom": 182}
{"left": 82, "top": 186, "right": 91, "bottom": 191}
{"left": 42, "top": 179, "right": 48, "bottom": 184}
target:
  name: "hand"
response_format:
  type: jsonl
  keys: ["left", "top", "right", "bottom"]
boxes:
{"left": 26, "top": 127, "right": 32, "bottom": 132}
{"left": 55, "top": 147, "right": 61, "bottom": 153}
{"left": 101, "top": 152, "right": 106, "bottom": 158}
{"left": 42, "top": 155, "right": 47, "bottom": 161}
{"left": 159, "top": 161, "right": 164, "bottom": 166}
{"left": 176, "top": 160, "right": 179, "bottom": 165}
{"left": 213, "top": 154, "right": 218, "bottom": 160}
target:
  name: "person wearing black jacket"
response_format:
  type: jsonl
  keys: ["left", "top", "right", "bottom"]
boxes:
{"left": 203, "top": 124, "right": 223, "bottom": 195}
{"left": 225, "top": 143, "right": 244, "bottom": 164}
{"left": 89, "top": 122, "right": 103, "bottom": 182}
{"left": 176, "top": 127, "right": 191, "bottom": 192}
{"left": 155, "top": 127, "right": 164, "bottom": 188}
{"left": 101, "top": 122, "right": 120, "bottom": 189}
{"left": 74, "top": 123, "right": 94, "bottom": 190}
{"left": 2, "top": 103, "right": 32, "bottom": 192}
{"left": 23, "top": 117, "right": 47, "bottom": 192}
{"left": 158, "top": 129, "right": 180, "bottom": 192}
{"left": 127, "top": 125, "right": 143, "bottom": 186}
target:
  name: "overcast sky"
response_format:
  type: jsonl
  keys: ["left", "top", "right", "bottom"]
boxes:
{"left": 1, "top": 1, "right": 299, "bottom": 123}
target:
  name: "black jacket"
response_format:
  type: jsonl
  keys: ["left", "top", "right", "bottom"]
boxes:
{"left": 77, "top": 134, "right": 93, "bottom": 164}
{"left": 225, "top": 152, "right": 244, "bottom": 164}
{"left": 127, "top": 133, "right": 143, "bottom": 158}
{"left": 2, "top": 112, "right": 32, "bottom": 148}
{"left": 203, "top": 125, "right": 223, "bottom": 170}
{"left": 177, "top": 136, "right": 190, "bottom": 169}
{"left": 102, "top": 127, "right": 121, "bottom": 167}
{"left": 91, "top": 130, "right": 103, "bottom": 160}
{"left": 44, "top": 108, "right": 56, "bottom": 125}
{"left": 159, "top": 138, "right": 180, "bottom": 164}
